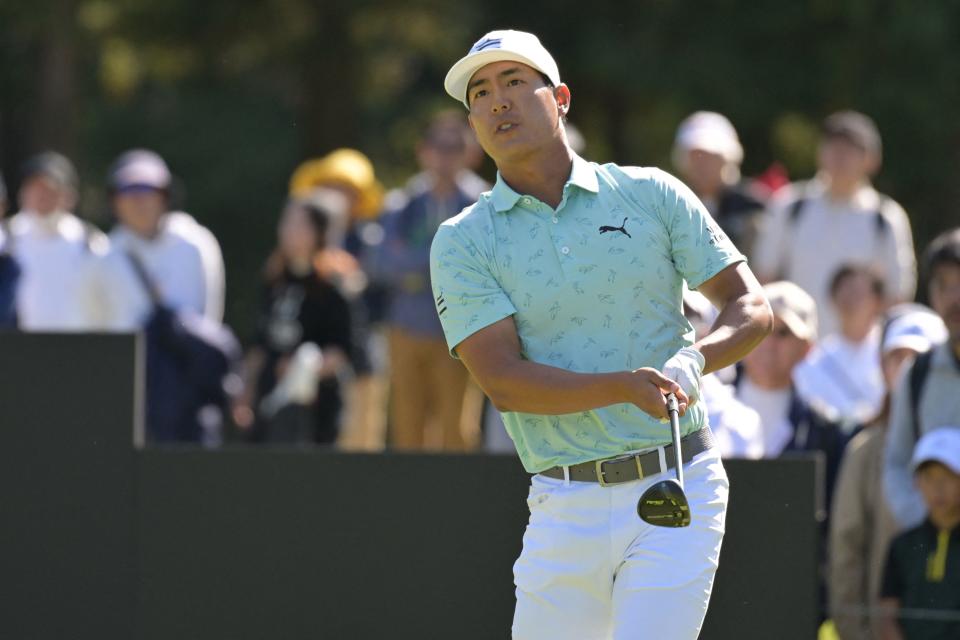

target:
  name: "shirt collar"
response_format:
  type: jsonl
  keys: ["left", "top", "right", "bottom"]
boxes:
{"left": 490, "top": 154, "right": 599, "bottom": 213}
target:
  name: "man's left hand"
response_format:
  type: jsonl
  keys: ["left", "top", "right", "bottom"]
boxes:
{"left": 662, "top": 346, "right": 705, "bottom": 406}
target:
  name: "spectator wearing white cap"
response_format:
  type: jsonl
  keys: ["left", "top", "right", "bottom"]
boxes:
{"left": 735, "top": 282, "right": 847, "bottom": 493}
{"left": 672, "top": 111, "right": 767, "bottom": 262}
{"left": 6, "top": 151, "right": 107, "bottom": 331}
{"left": 828, "top": 304, "right": 947, "bottom": 640}
{"left": 884, "top": 228, "right": 960, "bottom": 529}
{"left": 79, "top": 149, "right": 225, "bottom": 329}
{"left": 753, "top": 111, "right": 917, "bottom": 338}
{"left": 879, "top": 427, "right": 960, "bottom": 640}
{"left": 794, "top": 264, "right": 888, "bottom": 431}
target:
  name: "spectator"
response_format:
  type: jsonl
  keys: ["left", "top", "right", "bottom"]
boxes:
{"left": 289, "top": 149, "right": 386, "bottom": 450}
{"left": 80, "top": 150, "right": 224, "bottom": 329}
{"left": 794, "top": 264, "right": 888, "bottom": 431}
{"left": 376, "top": 113, "right": 487, "bottom": 451}
{"left": 80, "top": 149, "right": 234, "bottom": 445}
{"left": 829, "top": 305, "right": 947, "bottom": 640}
{"left": 735, "top": 281, "right": 848, "bottom": 496}
{"left": 879, "top": 428, "right": 960, "bottom": 640}
{"left": 0, "top": 170, "right": 19, "bottom": 328}
{"left": 673, "top": 111, "right": 767, "bottom": 261}
{"left": 7, "top": 151, "right": 107, "bottom": 330}
{"left": 234, "top": 194, "right": 353, "bottom": 445}
{"left": 884, "top": 228, "right": 960, "bottom": 528}
{"left": 0, "top": 170, "right": 7, "bottom": 217}
{"left": 753, "top": 111, "right": 916, "bottom": 337}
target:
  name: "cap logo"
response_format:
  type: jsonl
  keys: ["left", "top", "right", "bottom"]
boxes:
{"left": 471, "top": 37, "right": 502, "bottom": 52}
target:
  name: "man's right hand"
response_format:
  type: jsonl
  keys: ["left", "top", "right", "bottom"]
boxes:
{"left": 621, "top": 368, "right": 689, "bottom": 420}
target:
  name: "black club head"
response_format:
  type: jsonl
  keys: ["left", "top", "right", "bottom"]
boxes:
{"left": 637, "top": 479, "right": 691, "bottom": 528}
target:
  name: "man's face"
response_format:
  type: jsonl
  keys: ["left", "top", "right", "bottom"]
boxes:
{"left": 113, "top": 188, "right": 166, "bottom": 238}
{"left": 742, "top": 316, "right": 811, "bottom": 389}
{"left": 680, "top": 148, "right": 726, "bottom": 197}
{"left": 19, "top": 175, "right": 65, "bottom": 215}
{"left": 929, "top": 263, "right": 960, "bottom": 341}
{"left": 417, "top": 127, "right": 467, "bottom": 182}
{"left": 832, "top": 271, "right": 884, "bottom": 329}
{"left": 465, "top": 61, "right": 564, "bottom": 163}
{"left": 817, "top": 136, "right": 876, "bottom": 185}
{"left": 916, "top": 461, "right": 960, "bottom": 522}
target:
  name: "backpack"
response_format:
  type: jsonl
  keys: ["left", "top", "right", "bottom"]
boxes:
{"left": 907, "top": 349, "right": 934, "bottom": 442}
{"left": 779, "top": 194, "right": 891, "bottom": 279}
{"left": 125, "top": 251, "right": 240, "bottom": 444}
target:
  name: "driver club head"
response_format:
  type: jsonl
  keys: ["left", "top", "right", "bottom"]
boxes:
{"left": 637, "top": 478, "right": 691, "bottom": 528}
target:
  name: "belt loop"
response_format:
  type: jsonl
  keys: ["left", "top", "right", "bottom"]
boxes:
{"left": 562, "top": 465, "right": 571, "bottom": 486}
{"left": 657, "top": 446, "right": 668, "bottom": 475}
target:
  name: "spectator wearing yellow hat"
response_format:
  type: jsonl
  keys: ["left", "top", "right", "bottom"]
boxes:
{"left": 288, "top": 148, "right": 387, "bottom": 450}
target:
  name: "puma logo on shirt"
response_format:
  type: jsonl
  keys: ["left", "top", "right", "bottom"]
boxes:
{"left": 599, "top": 218, "right": 631, "bottom": 239}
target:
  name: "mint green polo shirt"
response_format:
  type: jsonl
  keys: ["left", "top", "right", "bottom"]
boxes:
{"left": 429, "top": 155, "right": 745, "bottom": 473}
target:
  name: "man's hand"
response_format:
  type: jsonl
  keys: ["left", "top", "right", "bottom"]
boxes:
{"left": 662, "top": 347, "right": 705, "bottom": 406}
{"left": 622, "top": 368, "right": 689, "bottom": 420}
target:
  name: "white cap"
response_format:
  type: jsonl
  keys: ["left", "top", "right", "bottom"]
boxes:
{"left": 764, "top": 281, "right": 818, "bottom": 341}
{"left": 883, "top": 309, "right": 948, "bottom": 355}
{"left": 674, "top": 111, "right": 744, "bottom": 165}
{"left": 912, "top": 428, "right": 960, "bottom": 474}
{"left": 110, "top": 149, "right": 172, "bottom": 191}
{"left": 445, "top": 30, "right": 560, "bottom": 108}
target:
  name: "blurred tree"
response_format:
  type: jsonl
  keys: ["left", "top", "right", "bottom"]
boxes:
{"left": 1, "top": 0, "right": 958, "bottom": 338}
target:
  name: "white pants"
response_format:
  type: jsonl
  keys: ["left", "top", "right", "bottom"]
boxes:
{"left": 512, "top": 448, "right": 729, "bottom": 640}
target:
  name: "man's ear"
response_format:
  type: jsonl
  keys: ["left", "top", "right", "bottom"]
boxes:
{"left": 555, "top": 84, "right": 571, "bottom": 117}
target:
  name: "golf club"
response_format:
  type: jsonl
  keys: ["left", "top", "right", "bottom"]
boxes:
{"left": 637, "top": 392, "right": 691, "bottom": 527}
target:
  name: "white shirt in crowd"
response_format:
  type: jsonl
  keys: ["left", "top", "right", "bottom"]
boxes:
{"left": 7, "top": 209, "right": 107, "bottom": 331}
{"left": 702, "top": 374, "right": 764, "bottom": 459}
{"left": 752, "top": 177, "right": 916, "bottom": 337}
{"left": 792, "top": 326, "right": 884, "bottom": 430}
{"left": 80, "top": 212, "right": 224, "bottom": 331}
{"left": 736, "top": 378, "right": 794, "bottom": 457}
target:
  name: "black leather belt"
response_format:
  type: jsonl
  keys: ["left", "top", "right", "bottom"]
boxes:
{"left": 539, "top": 428, "right": 715, "bottom": 486}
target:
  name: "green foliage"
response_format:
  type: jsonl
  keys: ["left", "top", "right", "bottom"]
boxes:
{"left": 2, "top": 0, "right": 960, "bottom": 338}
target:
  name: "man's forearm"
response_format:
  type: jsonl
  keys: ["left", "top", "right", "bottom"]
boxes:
{"left": 694, "top": 291, "right": 773, "bottom": 374}
{"left": 475, "top": 358, "right": 628, "bottom": 415}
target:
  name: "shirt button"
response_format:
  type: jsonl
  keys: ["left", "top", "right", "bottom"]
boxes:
{"left": 522, "top": 197, "right": 532, "bottom": 205}
{"left": 552, "top": 217, "right": 559, "bottom": 224}
{"left": 561, "top": 246, "right": 570, "bottom": 255}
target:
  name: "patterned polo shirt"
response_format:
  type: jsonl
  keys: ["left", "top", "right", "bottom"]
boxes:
{"left": 429, "top": 154, "right": 744, "bottom": 472}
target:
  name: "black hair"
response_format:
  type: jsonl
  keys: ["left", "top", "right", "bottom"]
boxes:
{"left": 923, "top": 227, "right": 960, "bottom": 285}
{"left": 293, "top": 198, "right": 331, "bottom": 242}
{"left": 828, "top": 263, "right": 886, "bottom": 300}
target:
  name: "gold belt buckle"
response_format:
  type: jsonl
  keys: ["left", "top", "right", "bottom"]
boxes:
{"left": 595, "top": 459, "right": 612, "bottom": 486}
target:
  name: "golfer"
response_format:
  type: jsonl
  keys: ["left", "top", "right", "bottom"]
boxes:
{"left": 431, "top": 30, "right": 773, "bottom": 639}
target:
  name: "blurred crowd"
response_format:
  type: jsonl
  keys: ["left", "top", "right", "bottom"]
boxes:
{"left": 1, "top": 107, "right": 959, "bottom": 638}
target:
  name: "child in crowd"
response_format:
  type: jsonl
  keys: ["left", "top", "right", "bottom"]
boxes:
{"left": 880, "top": 428, "right": 960, "bottom": 640}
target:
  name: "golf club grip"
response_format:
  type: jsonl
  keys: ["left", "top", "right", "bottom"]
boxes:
{"left": 666, "top": 393, "right": 684, "bottom": 488}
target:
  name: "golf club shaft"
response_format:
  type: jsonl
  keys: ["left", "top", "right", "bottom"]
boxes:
{"left": 666, "top": 393, "right": 684, "bottom": 489}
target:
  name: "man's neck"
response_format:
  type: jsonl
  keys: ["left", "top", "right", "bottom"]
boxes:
{"left": 429, "top": 174, "right": 459, "bottom": 200}
{"left": 930, "top": 510, "right": 960, "bottom": 532}
{"left": 840, "top": 320, "right": 875, "bottom": 344}
{"left": 824, "top": 176, "right": 867, "bottom": 201}
{"left": 497, "top": 142, "right": 574, "bottom": 209}
{"left": 744, "top": 375, "right": 792, "bottom": 393}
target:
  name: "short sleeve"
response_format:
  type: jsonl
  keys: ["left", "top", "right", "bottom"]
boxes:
{"left": 652, "top": 170, "right": 746, "bottom": 289}
{"left": 879, "top": 537, "right": 905, "bottom": 599}
{"left": 429, "top": 222, "right": 517, "bottom": 357}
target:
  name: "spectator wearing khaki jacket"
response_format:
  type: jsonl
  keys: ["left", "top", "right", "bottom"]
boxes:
{"left": 828, "top": 305, "right": 946, "bottom": 640}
